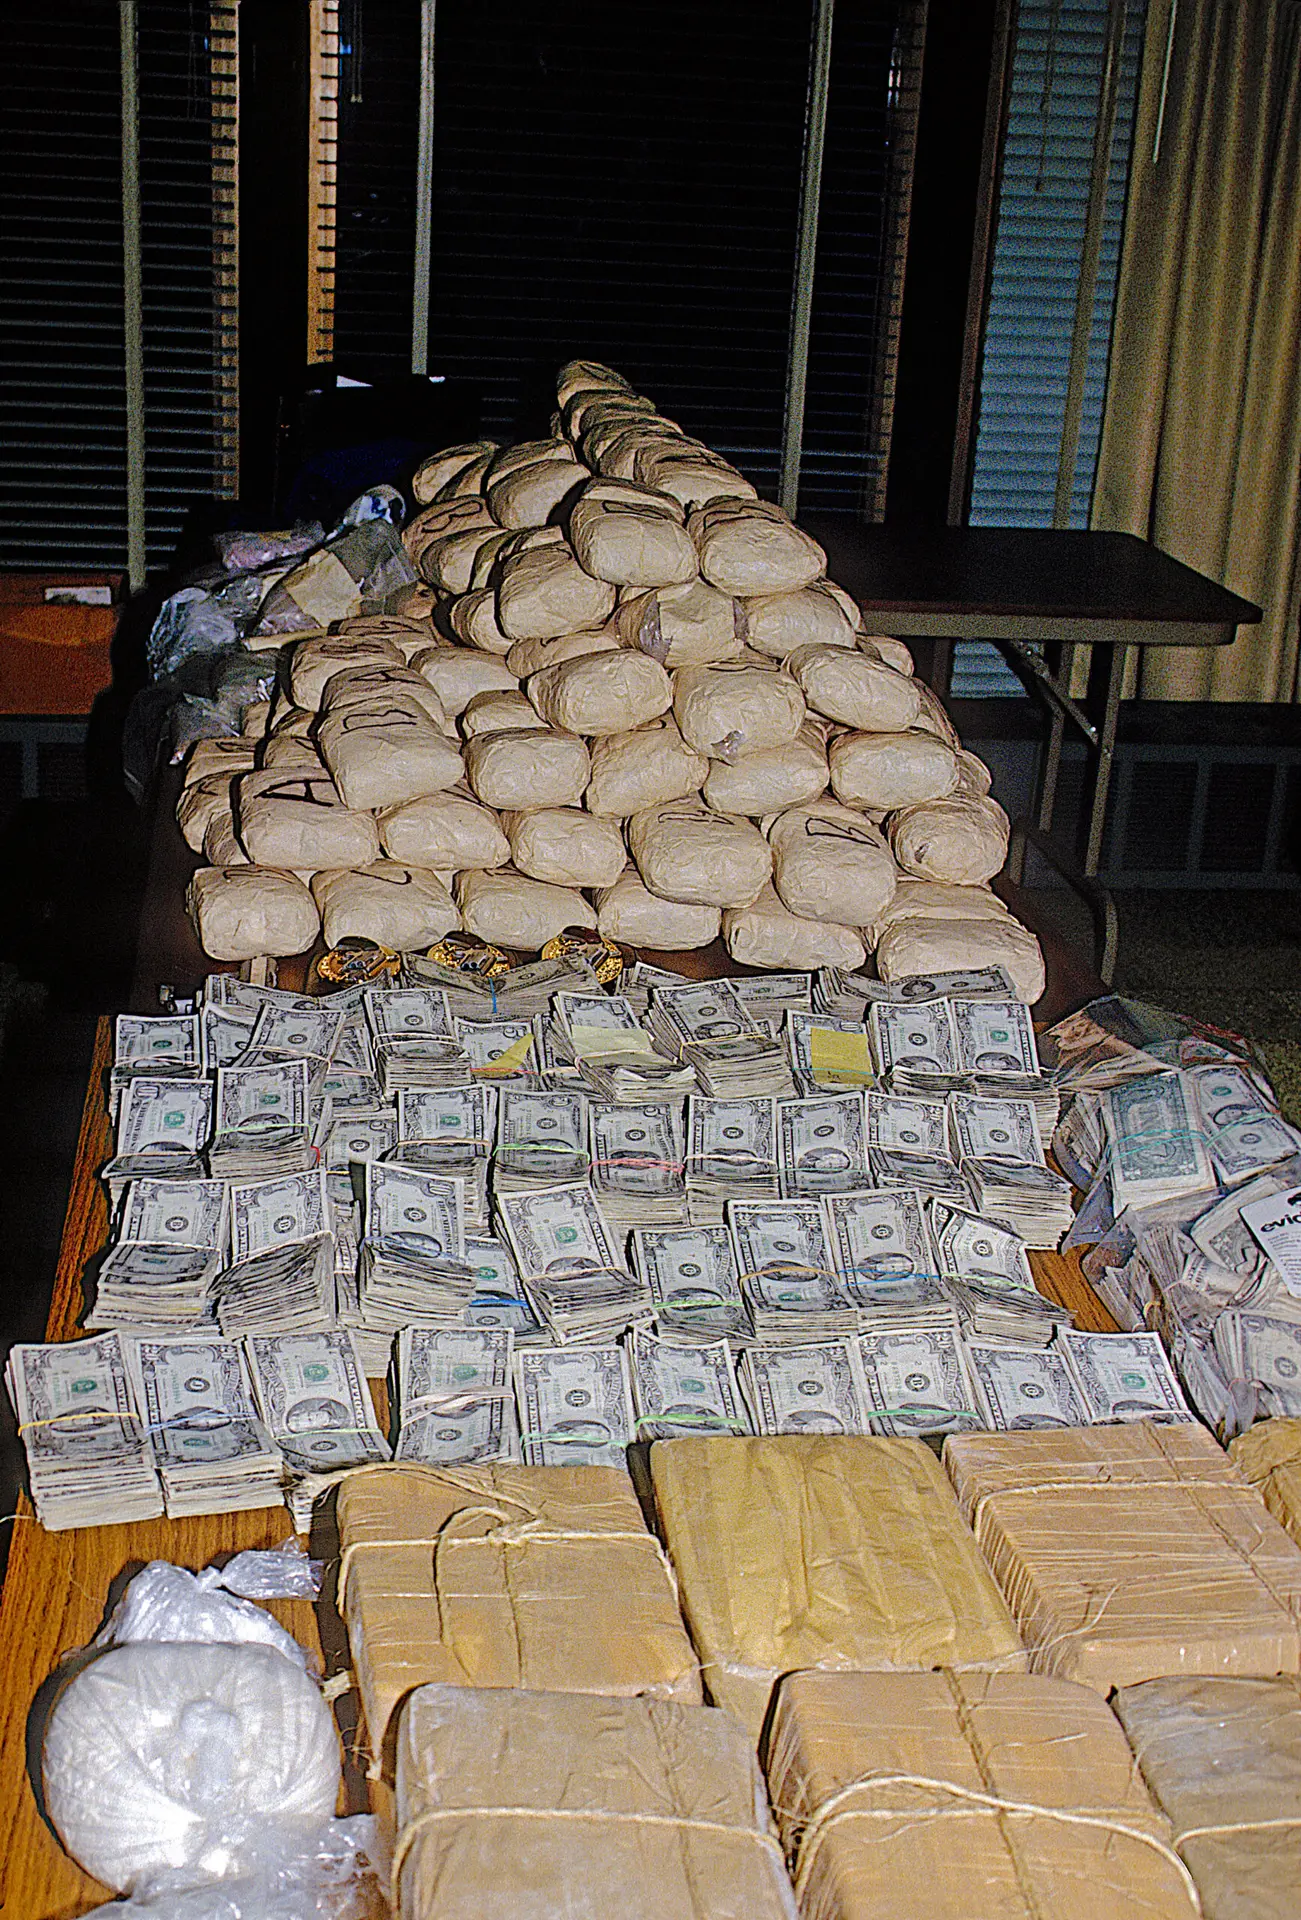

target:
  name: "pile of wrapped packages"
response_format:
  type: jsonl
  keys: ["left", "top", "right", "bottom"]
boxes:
{"left": 173, "top": 358, "right": 1044, "bottom": 991}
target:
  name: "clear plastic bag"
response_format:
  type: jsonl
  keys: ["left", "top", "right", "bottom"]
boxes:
{"left": 79, "top": 1816, "right": 386, "bottom": 1920}
{"left": 95, "top": 1560, "right": 314, "bottom": 1670}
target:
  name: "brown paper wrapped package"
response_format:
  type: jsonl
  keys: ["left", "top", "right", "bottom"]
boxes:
{"left": 567, "top": 478, "right": 698, "bottom": 587}
{"left": 435, "top": 448, "right": 494, "bottom": 502}
{"left": 201, "top": 811, "right": 248, "bottom": 868}
{"left": 766, "top": 1670, "right": 1199, "bottom": 1920}
{"left": 828, "top": 729, "right": 959, "bottom": 810}
{"left": 505, "top": 627, "right": 621, "bottom": 678}
{"left": 336, "top": 1462, "right": 701, "bottom": 1768}
{"left": 651, "top": 1435, "right": 1026, "bottom": 1741}
{"left": 769, "top": 803, "right": 897, "bottom": 928}
{"left": 595, "top": 867, "right": 722, "bottom": 949}
{"left": 875, "top": 915, "right": 1045, "bottom": 1005}
{"left": 463, "top": 727, "right": 590, "bottom": 810}
{"left": 187, "top": 865, "right": 320, "bottom": 962}
{"left": 723, "top": 885, "right": 865, "bottom": 973}
{"left": 317, "top": 701, "right": 464, "bottom": 812}
{"left": 943, "top": 1420, "right": 1301, "bottom": 1694}
{"left": 259, "top": 731, "right": 323, "bottom": 772}
{"left": 702, "top": 730, "right": 828, "bottom": 817}
{"left": 617, "top": 578, "right": 742, "bottom": 667}
{"left": 787, "top": 645, "right": 922, "bottom": 733}
{"left": 404, "top": 496, "right": 494, "bottom": 568}
{"left": 689, "top": 500, "right": 826, "bottom": 595}
{"left": 528, "top": 649, "right": 674, "bottom": 736}
{"left": 410, "top": 646, "right": 517, "bottom": 717}
{"left": 321, "top": 663, "right": 449, "bottom": 729}
{"left": 455, "top": 867, "right": 596, "bottom": 947}
{"left": 740, "top": 585, "right": 856, "bottom": 658}
{"left": 393, "top": 1686, "right": 798, "bottom": 1920}
{"left": 183, "top": 737, "right": 258, "bottom": 787}
{"left": 636, "top": 443, "right": 758, "bottom": 511}
{"left": 310, "top": 864, "right": 459, "bottom": 950}
{"left": 496, "top": 541, "right": 618, "bottom": 640}
{"left": 888, "top": 791, "right": 1011, "bottom": 887}
{"left": 379, "top": 790, "right": 511, "bottom": 871}
{"left": 459, "top": 689, "right": 545, "bottom": 737}
{"left": 629, "top": 801, "right": 772, "bottom": 908}
{"left": 487, "top": 435, "right": 576, "bottom": 486}
{"left": 1114, "top": 1673, "right": 1301, "bottom": 1920}
{"left": 443, "top": 588, "right": 513, "bottom": 654}
{"left": 1230, "top": 1416, "right": 1301, "bottom": 1547}
{"left": 177, "top": 772, "right": 236, "bottom": 852}
{"left": 505, "top": 807, "right": 626, "bottom": 888}
{"left": 487, "top": 454, "right": 586, "bottom": 529}
{"left": 290, "top": 633, "right": 406, "bottom": 709}
{"left": 585, "top": 719, "right": 709, "bottom": 817}
{"left": 411, "top": 439, "right": 498, "bottom": 504}
{"left": 675, "top": 657, "right": 806, "bottom": 760}
{"left": 237, "top": 767, "right": 381, "bottom": 870}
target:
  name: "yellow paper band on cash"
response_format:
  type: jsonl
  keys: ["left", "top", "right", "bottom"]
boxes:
{"left": 809, "top": 1025, "right": 876, "bottom": 1088}
{"left": 471, "top": 1031, "right": 534, "bottom": 1076}
{"left": 568, "top": 1025, "right": 660, "bottom": 1060}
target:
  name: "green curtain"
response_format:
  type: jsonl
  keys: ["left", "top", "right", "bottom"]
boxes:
{"left": 1092, "top": 0, "right": 1301, "bottom": 700}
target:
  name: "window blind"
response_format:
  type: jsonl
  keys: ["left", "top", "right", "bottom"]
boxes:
{"left": 0, "top": 2, "right": 238, "bottom": 573}
{"left": 953, "top": 0, "right": 1146, "bottom": 697}
{"left": 328, "top": 0, "right": 924, "bottom": 512}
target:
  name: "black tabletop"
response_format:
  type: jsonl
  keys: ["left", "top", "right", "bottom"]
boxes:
{"left": 798, "top": 520, "right": 1261, "bottom": 630}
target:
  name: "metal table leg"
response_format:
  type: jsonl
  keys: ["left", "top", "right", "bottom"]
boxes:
{"left": 1085, "top": 641, "right": 1127, "bottom": 876}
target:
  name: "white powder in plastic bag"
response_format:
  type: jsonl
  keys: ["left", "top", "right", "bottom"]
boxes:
{"left": 616, "top": 578, "right": 742, "bottom": 667}
{"left": 504, "top": 806, "right": 627, "bottom": 888}
{"left": 722, "top": 883, "right": 865, "bottom": 971}
{"left": 674, "top": 656, "right": 806, "bottom": 760}
{"left": 495, "top": 541, "right": 617, "bottom": 640}
{"left": 769, "top": 800, "right": 898, "bottom": 927}
{"left": 828, "top": 728, "right": 959, "bottom": 809}
{"left": 628, "top": 800, "right": 772, "bottom": 908}
{"left": 702, "top": 727, "right": 828, "bottom": 816}
{"left": 595, "top": 867, "right": 722, "bottom": 949}
{"left": 187, "top": 865, "right": 321, "bottom": 961}
{"left": 237, "top": 767, "right": 381, "bottom": 870}
{"left": 411, "top": 646, "right": 518, "bottom": 717}
{"left": 888, "top": 790, "right": 1011, "bottom": 887}
{"left": 317, "top": 698, "right": 464, "bottom": 811}
{"left": 528, "top": 648, "right": 674, "bottom": 736}
{"left": 456, "top": 866, "right": 596, "bottom": 947}
{"left": 688, "top": 499, "right": 826, "bottom": 594}
{"left": 739, "top": 583, "right": 856, "bottom": 658}
{"left": 786, "top": 643, "right": 922, "bottom": 732}
{"left": 567, "top": 479, "right": 698, "bottom": 587}
{"left": 41, "top": 1641, "right": 339, "bottom": 1893}
{"left": 463, "top": 726, "right": 590, "bottom": 809}
{"left": 310, "top": 862, "right": 459, "bottom": 949}
{"left": 379, "top": 789, "right": 511, "bottom": 870}
{"left": 584, "top": 718, "right": 708, "bottom": 817}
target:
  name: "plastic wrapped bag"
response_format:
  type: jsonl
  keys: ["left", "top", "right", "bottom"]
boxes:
{"left": 79, "top": 1815, "right": 383, "bottom": 1920}
{"left": 584, "top": 718, "right": 709, "bottom": 817}
{"left": 187, "top": 867, "right": 321, "bottom": 963}
{"left": 527, "top": 648, "right": 674, "bottom": 736}
{"left": 95, "top": 1561, "right": 313, "bottom": 1668}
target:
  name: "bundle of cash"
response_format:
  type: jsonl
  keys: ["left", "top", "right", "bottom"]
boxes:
{"left": 931, "top": 1204, "right": 1067, "bottom": 1342}
{"left": 964, "top": 1340, "right": 1093, "bottom": 1430}
{"left": 394, "top": 1325, "right": 518, "bottom": 1463}
{"left": 320, "top": 1109, "right": 398, "bottom": 1177}
{"left": 684, "top": 1096, "right": 778, "bottom": 1222}
{"left": 1102, "top": 1070, "right": 1216, "bottom": 1209}
{"left": 865, "top": 1092, "right": 968, "bottom": 1203}
{"left": 1213, "top": 1310, "right": 1301, "bottom": 1419}
{"left": 606, "top": 960, "right": 684, "bottom": 1019}
{"left": 126, "top": 1332, "right": 282, "bottom": 1516}
{"left": 463, "top": 1234, "right": 547, "bottom": 1342}
{"left": 363, "top": 986, "right": 470, "bottom": 1093}
{"left": 497, "top": 1182, "right": 651, "bottom": 1343}
{"left": 727, "top": 1199, "right": 857, "bottom": 1342}
{"left": 951, "top": 1093, "right": 1074, "bottom": 1247}
{"left": 207, "top": 1062, "right": 313, "bottom": 1180}
{"left": 736, "top": 1337, "right": 870, "bottom": 1435}
{"left": 6, "top": 1333, "right": 163, "bottom": 1529}
{"left": 857, "top": 1324, "right": 983, "bottom": 1437}
{"left": 211, "top": 1169, "right": 336, "bottom": 1335}
{"left": 110, "top": 1013, "right": 203, "bottom": 1116}
{"left": 628, "top": 1326, "right": 748, "bottom": 1439}
{"left": 1189, "top": 1063, "right": 1301, "bottom": 1186}
{"left": 238, "top": 999, "right": 346, "bottom": 1069}
{"left": 102, "top": 1076, "right": 212, "bottom": 1208}
{"left": 388, "top": 1142, "right": 489, "bottom": 1235}
{"left": 200, "top": 1002, "right": 257, "bottom": 1071}
{"left": 731, "top": 973, "right": 813, "bottom": 1021}
{"left": 513, "top": 1341, "right": 635, "bottom": 1467}
{"left": 967, "top": 1327, "right": 1193, "bottom": 1430}
{"left": 872, "top": 993, "right": 1059, "bottom": 1131}
{"left": 89, "top": 1176, "right": 228, "bottom": 1332}
{"left": 494, "top": 1087, "right": 591, "bottom": 1192}
{"left": 405, "top": 951, "right": 601, "bottom": 1019}
{"left": 631, "top": 1224, "right": 753, "bottom": 1342}
{"left": 589, "top": 1100, "right": 688, "bottom": 1232}
{"left": 454, "top": 1016, "right": 541, "bottom": 1083}
{"left": 823, "top": 1189, "right": 952, "bottom": 1326}
{"left": 358, "top": 1160, "right": 472, "bottom": 1332}
{"left": 551, "top": 991, "right": 692, "bottom": 1101}
{"left": 776, "top": 1092, "right": 868, "bottom": 1198}
{"left": 397, "top": 1084, "right": 496, "bottom": 1169}
{"left": 784, "top": 1011, "right": 874, "bottom": 1095}
{"left": 247, "top": 1327, "right": 390, "bottom": 1527}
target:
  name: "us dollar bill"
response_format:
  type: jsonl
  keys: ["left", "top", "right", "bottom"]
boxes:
{"left": 117, "top": 1176, "right": 228, "bottom": 1251}
{"left": 628, "top": 1328, "right": 747, "bottom": 1439}
{"left": 1191, "top": 1064, "right": 1301, "bottom": 1184}
{"left": 1103, "top": 1071, "right": 1213, "bottom": 1207}
{"left": 823, "top": 1190, "right": 945, "bottom": 1311}
{"left": 229, "top": 1168, "right": 329, "bottom": 1264}
{"left": 632, "top": 1225, "right": 750, "bottom": 1339}
{"left": 496, "top": 1088, "right": 591, "bottom": 1183}
{"left": 951, "top": 997, "right": 1039, "bottom": 1076}
{"left": 514, "top": 1343, "right": 634, "bottom": 1467}
{"left": 214, "top": 1061, "right": 309, "bottom": 1138}
{"left": 240, "top": 1001, "right": 345, "bottom": 1065}
{"left": 1056, "top": 1329, "right": 1193, "bottom": 1423}
{"left": 396, "top": 1325, "right": 516, "bottom": 1463}
{"left": 966, "top": 1341, "right": 1091, "bottom": 1430}
{"left": 950, "top": 1094, "right": 1043, "bottom": 1167}
{"left": 687, "top": 1096, "right": 777, "bottom": 1188}
{"left": 116, "top": 1077, "right": 214, "bottom": 1155}
{"left": 363, "top": 1159, "right": 464, "bottom": 1259}
{"left": 857, "top": 1326, "right": 982, "bottom": 1437}
{"left": 362, "top": 986, "right": 454, "bottom": 1039}
{"left": 497, "top": 1181, "right": 621, "bottom": 1281}
{"left": 398, "top": 1085, "right": 496, "bottom": 1158}
{"left": 737, "top": 1339, "right": 869, "bottom": 1436}
{"left": 869, "top": 999, "right": 958, "bottom": 1077}
{"left": 777, "top": 1093, "right": 867, "bottom": 1196}
{"left": 246, "top": 1328, "right": 390, "bottom": 1473}
{"left": 114, "top": 1014, "right": 202, "bottom": 1073}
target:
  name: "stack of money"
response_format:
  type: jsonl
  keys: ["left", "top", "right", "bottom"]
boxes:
{"left": 494, "top": 1086, "right": 591, "bottom": 1192}
{"left": 101, "top": 1076, "right": 213, "bottom": 1209}
{"left": 736, "top": 1337, "right": 870, "bottom": 1435}
{"left": 90, "top": 1176, "right": 227, "bottom": 1332}
{"left": 823, "top": 1189, "right": 954, "bottom": 1328}
{"left": 619, "top": 960, "right": 688, "bottom": 1018}
{"left": 931, "top": 1202, "right": 1067, "bottom": 1340}
{"left": 358, "top": 1160, "right": 473, "bottom": 1332}
{"left": 334, "top": 1266, "right": 394, "bottom": 1376}
{"left": 394, "top": 1325, "right": 518, "bottom": 1463}
{"left": 6, "top": 1333, "right": 163, "bottom": 1529}
{"left": 631, "top": 1225, "right": 753, "bottom": 1342}
{"left": 212, "top": 1168, "right": 335, "bottom": 1333}
{"left": 207, "top": 1062, "right": 313, "bottom": 1180}
{"left": 628, "top": 1326, "right": 748, "bottom": 1439}
{"left": 681, "top": 1034, "right": 793, "bottom": 1099}
{"left": 871, "top": 993, "right": 1059, "bottom": 1133}
{"left": 950, "top": 1092, "right": 1074, "bottom": 1247}
{"left": 389, "top": 1142, "right": 490, "bottom": 1235}
{"left": 962, "top": 1339, "right": 1090, "bottom": 1430}
{"left": 363, "top": 986, "right": 473, "bottom": 1093}
{"left": 109, "top": 1012, "right": 203, "bottom": 1116}
{"left": 238, "top": 999, "right": 346, "bottom": 1069}
{"left": 731, "top": 973, "right": 812, "bottom": 1023}
{"left": 589, "top": 1100, "right": 689, "bottom": 1232}
{"left": 454, "top": 1015, "right": 541, "bottom": 1083}
{"left": 462, "top": 1234, "right": 547, "bottom": 1342}
{"left": 319, "top": 1108, "right": 398, "bottom": 1178}
{"left": 1190, "top": 1062, "right": 1301, "bottom": 1187}
{"left": 785, "top": 1011, "right": 874, "bottom": 1095}
{"left": 640, "top": 980, "right": 779, "bottom": 1098}
{"left": 125, "top": 1332, "right": 283, "bottom": 1516}
{"left": 857, "top": 1324, "right": 983, "bottom": 1437}
{"left": 246, "top": 1327, "right": 390, "bottom": 1528}
{"left": 776, "top": 1092, "right": 867, "bottom": 1198}
{"left": 1214, "top": 1310, "right": 1301, "bottom": 1418}
{"left": 727, "top": 1199, "right": 858, "bottom": 1342}
{"left": 815, "top": 963, "right": 1019, "bottom": 1020}
{"left": 1102, "top": 1070, "right": 1216, "bottom": 1210}
{"left": 512, "top": 1341, "right": 635, "bottom": 1466}
{"left": 684, "top": 1096, "right": 778, "bottom": 1223}
{"left": 498, "top": 1183, "right": 652, "bottom": 1343}
{"left": 397, "top": 1084, "right": 496, "bottom": 1173}
{"left": 865, "top": 1091, "right": 968, "bottom": 1203}
{"left": 405, "top": 951, "right": 602, "bottom": 1019}
{"left": 200, "top": 1001, "right": 257, "bottom": 1071}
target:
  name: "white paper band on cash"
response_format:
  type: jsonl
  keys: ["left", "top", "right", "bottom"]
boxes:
{"left": 390, "top": 1803, "right": 789, "bottom": 1899}
{"left": 784, "top": 1774, "right": 1202, "bottom": 1908}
